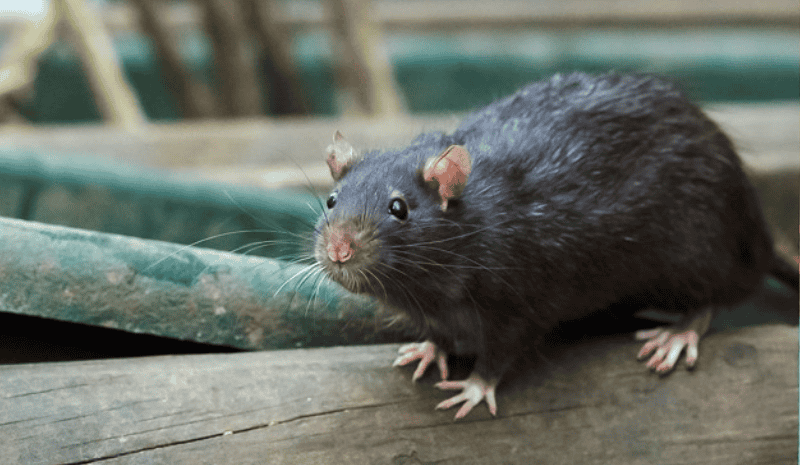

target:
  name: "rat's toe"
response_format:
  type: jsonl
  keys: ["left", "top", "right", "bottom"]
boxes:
{"left": 435, "top": 374, "right": 497, "bottom": 420}
{"left": 393, "top": 341, "right": 448, "bottom": 381}
{"left": 637, "top": 328, "right": 701, "bottom": 373}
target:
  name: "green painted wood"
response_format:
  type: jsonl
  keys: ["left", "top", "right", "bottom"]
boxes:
{"left": 0, "top": 217, "right": 398, "bottom": 351}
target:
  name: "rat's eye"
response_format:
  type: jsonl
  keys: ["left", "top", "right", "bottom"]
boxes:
{"left": 326, "top": 192, "right": 337, "bottom": 209}
{"left": 388, "top": 198, "right": 408, "bottom": 221}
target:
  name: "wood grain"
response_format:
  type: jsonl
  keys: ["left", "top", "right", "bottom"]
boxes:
{"left": 2, "top": 324, "right": 796, "bottom": 464}
{"left": 12, "top": 0, "right": 794, "bottom": 35}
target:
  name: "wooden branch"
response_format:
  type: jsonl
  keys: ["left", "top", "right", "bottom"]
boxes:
{"left": 0, "top": 4, "right": 60, "bottom": 122}
{"left": 199, "top": 0, "right": 264, "bottom": 117}
{"left": 327, "top": 0, "right": 405, "bottom": 116}
{"left": 57, "top": 0, "right": 147, "bottom": 130}
{"left": 130, "top": 0, "right": 216, "bottom": 118}
{"left": 0, "top": 325, "right": 795, "bottom": 463}
{"left": 243, "top": 0, "right": 310, "bottom": 116}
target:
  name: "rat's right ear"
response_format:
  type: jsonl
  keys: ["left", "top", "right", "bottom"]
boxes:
{"left": 422, "top": 144, "right": 472, "bottom": 212}
{"left": 326, "top": 131, "right": 359, "bottom": 181}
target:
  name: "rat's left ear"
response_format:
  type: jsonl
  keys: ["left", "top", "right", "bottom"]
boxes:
{"left": 422, "top": 145, "right": 472, "bottom": 211}
{"left": 326, "top": 131, "right": 360, "bottom": 181}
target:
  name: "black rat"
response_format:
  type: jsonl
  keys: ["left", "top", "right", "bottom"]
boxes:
{"left": 313, "top": 72, "right": 799, "bottom": 419}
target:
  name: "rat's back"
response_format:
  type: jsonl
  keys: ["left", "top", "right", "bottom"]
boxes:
{"left": 452, "top": 72, "right": 775, "bottom": 314}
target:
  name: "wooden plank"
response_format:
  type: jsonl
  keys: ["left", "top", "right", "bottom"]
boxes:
{"left": 2, "top": 0, "right": 793, "bottom": 35}
{"left": 2, "top": 103, "right": 796, "bottom": 176}
{"left": 0, "top": 324, "right": 796, "bottom": 464}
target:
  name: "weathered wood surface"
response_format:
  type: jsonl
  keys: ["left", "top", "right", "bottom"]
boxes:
{"left": 1, "top": 324, "right": 796, "bottom": 464}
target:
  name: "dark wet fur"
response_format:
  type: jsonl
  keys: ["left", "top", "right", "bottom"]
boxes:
{"left": 316, "top": 72, "right": 797, "bottom": 383}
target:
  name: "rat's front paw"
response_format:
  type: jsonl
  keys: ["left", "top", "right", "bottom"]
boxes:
{"left": 636, "top": 327, "right": 699, "bottom": 373}
{"left": 393, "top": 341, "right": 449, "bottom": 382}
{"left": 435, "top": 373, "right": 497, "bottom": 420}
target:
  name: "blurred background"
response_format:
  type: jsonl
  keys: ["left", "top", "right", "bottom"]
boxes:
{"left": 0, "top": 0, "right": 797, "bottom": 123}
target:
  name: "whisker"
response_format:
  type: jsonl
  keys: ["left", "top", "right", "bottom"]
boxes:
{"left": 295, "top": 261, "right": 325, "bottom": 293}
{"left": 142, "top": 229, "right": 285, "bottom": 273}
{"left": 222, "top": 188, "right": 319, "bottom": 232}
{"left": 306, "top": 267, "right": 327, "bottom": 317}
{"left": 364, "top": 266, "right": 391, "bottom": 303}
{"left": 279, "top": 149, "right": 328, "bottom": 215}
{"left": 273, "top": 263, "right": 319, "bottom": 298}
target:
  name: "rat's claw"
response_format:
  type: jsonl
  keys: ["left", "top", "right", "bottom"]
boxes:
{"left": 435, "top": 374, "right": 497, "bottom": 420}
{"left": 636, "top": 328, "right": 700, "bottom": 373}
{"left": 393, "top": 341, "right": 448, "bottom": 381}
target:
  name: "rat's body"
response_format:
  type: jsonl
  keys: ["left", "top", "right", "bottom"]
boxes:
{"left": 314, "top": 72, "right": 798, "bottom": 419}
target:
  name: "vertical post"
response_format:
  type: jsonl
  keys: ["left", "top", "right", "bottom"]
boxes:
{"left": 59, "top": 0, "right": 147, "bottom": 130}
{"left": 328, "top": 0, "right": 405, "bottom": 116}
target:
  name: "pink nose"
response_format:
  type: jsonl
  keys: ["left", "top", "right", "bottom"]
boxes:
{"left": 327, "top": 229, "right": 355, "bottom": 263}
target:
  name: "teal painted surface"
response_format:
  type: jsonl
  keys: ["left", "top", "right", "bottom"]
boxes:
{"left": 0, "top": 147, "right": 323, "bottom": 262}
{"left": 0, "top": 216, "right": 391, "bottom": 350}
{"left": 13, "top": 28, "right": 800, "bottom": 122}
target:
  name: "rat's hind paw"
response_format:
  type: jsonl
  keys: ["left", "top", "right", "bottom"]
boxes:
{"left": 435, "top": 374, "right": 497, "bottom": 420}
{"left": 636, "top": 328, "right": 699, "bottom": 373}
{"left": 393, "top": 341, "right": 449, "bottom": 382}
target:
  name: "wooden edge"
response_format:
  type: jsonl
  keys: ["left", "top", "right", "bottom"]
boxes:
{"left": 0, "top": 324, "right": 796, "bottom": 464}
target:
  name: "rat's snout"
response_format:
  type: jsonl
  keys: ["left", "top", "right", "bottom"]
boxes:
{"left": 316, "top": 217, "right": 380, "bottom": 294}
{"left": 326, "top": 226, "right": 357, "bottom": 263}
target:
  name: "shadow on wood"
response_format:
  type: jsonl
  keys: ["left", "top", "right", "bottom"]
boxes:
{"left": 1, "top": 324, "right": 796, "bottom": 464}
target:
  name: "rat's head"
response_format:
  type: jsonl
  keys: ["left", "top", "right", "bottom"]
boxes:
{"left": 313, "top": 131, "right": 472, "bottom": 298}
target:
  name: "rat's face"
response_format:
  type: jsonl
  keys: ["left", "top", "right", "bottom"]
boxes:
{"left": 313, "top": 154, "right": 422, "bottom": 296}
{"left": 313, "top": 133, "right": 473, "bottom": 301}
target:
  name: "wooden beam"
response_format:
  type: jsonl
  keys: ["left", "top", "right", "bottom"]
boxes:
{"left": 0, "top": 5, "right": 59, "bottom": 99}
{"left": 327, "top": 0, "right": 405, "bottom": 116}
{"left": 58, "top": 0, "right": 147, "bottom": 130}
{"left": 0, "top": 324, "right": 796, "bottom": 463}
{"left": 243, "top": 0, "right": 311, "bottom": 115}
{"left": 26, "top": 0, "right": 799, "bottom": 36}
{"left": 130, "top": 0, "right": 217, "bottom": 118}
{"left": 199, "top": 0, "right": 264, "bottom": 117}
